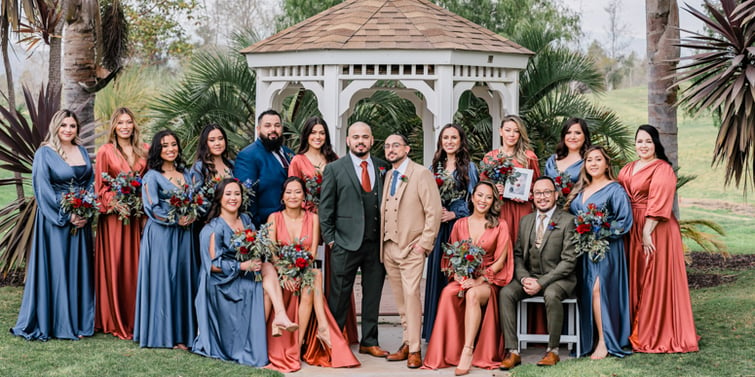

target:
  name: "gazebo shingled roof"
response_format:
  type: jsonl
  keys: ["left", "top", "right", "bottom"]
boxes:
{"left": 241, "top": 0, "right": 532, "bottom": 55}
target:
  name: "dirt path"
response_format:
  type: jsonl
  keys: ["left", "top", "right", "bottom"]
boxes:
{"left": 680, "top": 198, "right": 755, "bottom": 217}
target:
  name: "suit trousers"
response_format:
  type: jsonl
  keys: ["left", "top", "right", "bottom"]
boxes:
{"left": 499, "top": 279, "right": 570, "bottom": 349}
{"left": 328, "top": 240, "right": 385, "bottom": 347}
{"left": 383, "top": 240, "right": 425, "bottom": 353}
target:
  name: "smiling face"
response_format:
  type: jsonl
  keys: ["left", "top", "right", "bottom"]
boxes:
{"left": 499, "top": 120, "right": 520, "bottom": 149}
{"left": 258, "top": 114, "right": 283, "bottom": 142}
{"left": 282, "top": 179, "right": 305, "bottom": 209}
{"left": 384, "top": 135, "right": 409, "bottom": 165}
{"left": 635, "top": 130, "right": 656, "bottom": 161}
{"left": 564, "top": 123, "right": 586, "bottom": 152}
{"left": 220, "top": 182, "right": 243, "bottom": 213}
{"left": 472, "top": 183, "right": 495, "bottom": 215}
{"left": 114, "top": 113, "right": 134, "bottom": 141}
{"left": 207, "top": 129, "right": 226, "bottom": 157}
{"left": 160, "top": 134, "right": 179, "bottom": 162}
{"left": 584, "top": 149, "right": 609, "bottom": 180}
{"left": 440, "top": 126, "right": 461, "bottom": 155}
{"left": 57, "top": 117, "right": 78, "bottom": 144}
{"left": 308, "top": 124, "right": 326, "bottom": 151}
{"left": 346, "top": 123, "right": 373, "bottom": 157}
{"left": 532, "top": 178, "right": 558, "bottom": 213}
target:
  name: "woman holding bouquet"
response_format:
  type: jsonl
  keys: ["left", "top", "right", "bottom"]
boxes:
{"left": 191, "top": 124, "right": 234, "bottom": 219}
{"left": 265, "top": 177, "right": 359, "bottom": 372}
{"left": 192, "top": 178, "right": 271, "bottom": 366}
{"left": 618, "top": 125, "right": 698, "bottom": 353}
{"left": 134, "top": 129, "right": 199, "bottom": 349}
{"left": 423, "top": 123, "right": 479, "bottom": 340}
{"left": 480, "top": 115, "right": 540, "bottom": 242}
{"left": 93, "top": 107, "right": 149, "bottom": 340}
{"left": 11, "top": 110, "right": 95, "bottom": 341}
{"left": 544, "top": 117, "right": 592, "bottom": 192}
{"left": 567, "top": 146, "right": 633, "bottom": 359}
{"left": 423, "top": 181, "right": 514, "bottom": 375}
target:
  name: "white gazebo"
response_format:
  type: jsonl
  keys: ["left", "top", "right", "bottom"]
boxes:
{"left": 241, "top": 0, "right": 533, "bottom": 164}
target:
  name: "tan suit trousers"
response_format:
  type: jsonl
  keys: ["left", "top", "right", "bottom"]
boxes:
{"left": 383, "top": 240, "right": 425, "bottom": 353}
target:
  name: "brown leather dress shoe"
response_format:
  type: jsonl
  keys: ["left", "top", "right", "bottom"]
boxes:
{"left": 358, "top": 345, "right": 389, "bottom": 357}
{"left": 386, "top": 343, "right": 409, "bottom": 361}
{"left": 407, "top": 351, "right": 422, "bottom": 368}
{"left": 499, "top": 352, "right": 521, "bottom": 370}
{"left": 536, "top": 351, "right": 560, "bottom": 366}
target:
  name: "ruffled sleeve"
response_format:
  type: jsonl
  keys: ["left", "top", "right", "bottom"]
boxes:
{"left": 646, "top": 162, "right": 676, "bottom": 221}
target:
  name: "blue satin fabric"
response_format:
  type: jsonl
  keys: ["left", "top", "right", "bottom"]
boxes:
{"left": 544, "top": 154, "right": 583, "bottom": 182}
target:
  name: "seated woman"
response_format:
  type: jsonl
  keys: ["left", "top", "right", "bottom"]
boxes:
{"left": 265, "top": 177, "right": 360, "bottom": 372}
{"left": 423, "top": 181, "right": 514, "bottom": 376}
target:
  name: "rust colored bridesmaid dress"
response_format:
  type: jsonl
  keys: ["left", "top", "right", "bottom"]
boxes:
{"left": 94, "top": 143, "right": 147, "bottom": 339}
{"left": 618, "top": 159, "right": 699, "bottom": 353}
{"left": 265, "top": 210, "right": 360, "bottom": 372}
{"left": 423, "top": 217, "right": 514, "bottom": 370}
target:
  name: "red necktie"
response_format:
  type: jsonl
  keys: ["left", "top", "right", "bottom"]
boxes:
{"left": 360, "top": 161, "right": 371, "bottom": 192}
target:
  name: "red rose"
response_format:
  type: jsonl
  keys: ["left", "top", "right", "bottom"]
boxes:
{"left": 576, "top": 223, "right": 592, "bottom": 234}
{"left": 316, "top": 175, "right": 322, "bottom": 184}
{"left": 295, "top": 244, "right": 302, "bottom": 251}
{"left": 595, "top": 211, "right": 604, "bottom": 217}
{"left": 587, "top": 203, "right": 597, "bottom": 210}
{"left": 170, "top": 196, "right": 181, "bottom": 206}
{"left": 603, "top": 222, "right": 611, "bottom": 228}
{"left": 130, "top": 180, "right": 141, "bottom": 187}
{"left": 554, "top": 176, "right": 562, "bottom": 184}
{"left": 196, "top": 195, "right": 204, "bottom": 205}
{"left": 121, "top": 186, "right": 131, "bottom": 194}
{"left": 561, "top": 187, "right": 571, "bottom": 195}
{"left": 465, "top": 254, "right": 475, "bottom": 261}
{"left": 239, "top": 246, "right": 248, "bottom": 254}
{"left": 183, "top": 198, "right": 190, "bottom": 205}
{"left": 295, "top": 257, "right": 308, "bottom": 269}
{"left": 72, "top": 197, "right": 83, "bottom": 207}
{"left": 245, "top": 230, "right": 256, "bottom": 242}
{"left": 435, "top": 177, "right": 444, "bottom": 187}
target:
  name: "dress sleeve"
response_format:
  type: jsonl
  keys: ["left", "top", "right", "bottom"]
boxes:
{"left": 200, "top": 222, "right": 242, "bottom": 285}
{"left": 543, "top": 154, "right": 557, "bottom": 179}
{"left": 288, "top": 155, "right": 305, "bottom": 179}
{"left": 141, "top": 171, "right": 175, "bottom": 225}
{"left": 527, "top": 150, "right": 541, "bottom": 181}
{"left": 608, "top": 183, "right": 633, "bottom": 239}
{"left": 32, "top": 148, "right": 69, "bottom": 226}
{"left": 647, "top": 163, "right": 676, "bottom": 221}
{"left": 95, "top": 146, "right": 116, "bottom": 214}
{"left": 487, "top": 222, "right": 514, "bottom": 287}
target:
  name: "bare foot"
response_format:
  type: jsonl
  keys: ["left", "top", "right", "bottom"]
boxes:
{"left": 590, "top": 342, "right": 608, "bottom": 360}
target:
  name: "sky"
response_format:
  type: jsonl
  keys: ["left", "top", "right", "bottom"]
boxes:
{"left": 561, "top": 0, "right": 708, "bottom": 56}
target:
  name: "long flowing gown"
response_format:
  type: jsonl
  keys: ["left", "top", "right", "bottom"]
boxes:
{"left": 288, "top": 154, "right": 359, "bottom": 345}
{"left": 480, "top": 149, "right": 540, "bottom": 242}
{"left": 192, "top": 214, "right": 268, "bottom": 367}
{"left": 544, "top": 154, "right": 583, "bottom": 183}
{"left": 618, "top": 160, "right": 699, "bottom": 353}
{"left": 133, "top": 170, "right": 198, "bottom": 348}
{"left": 569, "top": 182, "right": 633, "bottom": 357}
{"left": 11, "top": 146, "right": 94, "bottom": 341}
{"left": 94, "top": 143, "right": 147, "bottom": 340}
{"left": 422, "top": 162, "right": 478, "bottom": 340}
{"left": 265, "top": 211, "right": 360, "bottom": 372}
{"left": 423, "top": 217, "right": 514, "bottom": 370}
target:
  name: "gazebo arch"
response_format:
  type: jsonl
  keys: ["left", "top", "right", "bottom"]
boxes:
{"left": 241, "top": 0, "right": 532, "bottom": 164}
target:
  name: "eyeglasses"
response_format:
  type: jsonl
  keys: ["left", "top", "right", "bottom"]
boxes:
{"left": 384, "top": 142, "right": 406, "bottom": 150}
{"left": 533, "top": 190, "right": 556, "bottom": 197}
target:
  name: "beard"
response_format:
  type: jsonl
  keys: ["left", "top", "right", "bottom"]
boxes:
{"left": 260, "top": 133, "right": 284, "bottom": 152}
{"left": 349, "top": 143, "right": 370, "bottom": 157}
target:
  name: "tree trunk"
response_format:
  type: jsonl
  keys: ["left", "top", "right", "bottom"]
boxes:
{"left": 62, "top": 2, "right": 97, "bottom": 154}
{"left": 48, "top": 22, "right": 63, "bottom": 93}
{"left": 2, "top": 16, "right": 25, "bottom": 201}
{"left": 646, "top": 0, "right": 680, "bottom": 168}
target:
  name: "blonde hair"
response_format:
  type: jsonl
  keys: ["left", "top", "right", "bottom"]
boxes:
{"left": 566, "top": 145, "right": 616, "bottom": 207}
{"left": 500, "top": 115, "right": 533, "bottom": 167}
{"left": 107, "top": 107, "right": 147, "bottom": 161}
{"left": 42, "top": 109, "right": 81, "bottom": 160}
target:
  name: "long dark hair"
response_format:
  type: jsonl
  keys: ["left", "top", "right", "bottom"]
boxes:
{"left": 636, "top": 124, "right": 670, "bottom": 164}
{"left": 566, "top": 145, "right": 616, "bottom": 207}
{"left": 195, "top": 124, "right": 234, "bottom": 182}
{"left": 555, "top": 117, "right": 592, "bottom": 159}
{"left": 296, "top": 116, "right": 338, "bottom": 163}
{"left": 432, "top": 123, "right": 472, "bottom": 192}
{"left": 147, "top": 129, "right": 186, "bottom": 172}
{"left": 205, "top": 178, "right": 244, "bottom": 220}
{"left": 468, "top": 180, "right": 501, "bottom": 229}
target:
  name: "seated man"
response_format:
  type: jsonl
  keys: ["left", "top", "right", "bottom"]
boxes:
{"left": 498, "top": 176, "right": 577, "bottom": 369}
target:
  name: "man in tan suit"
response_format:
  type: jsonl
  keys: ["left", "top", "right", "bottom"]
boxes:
{"left": 380, "top": 134, "right": 442, "bottom": 368}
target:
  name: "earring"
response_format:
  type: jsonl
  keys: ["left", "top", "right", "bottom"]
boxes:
{"left": 281, "top": 199, "right": 285, "bottom": 204}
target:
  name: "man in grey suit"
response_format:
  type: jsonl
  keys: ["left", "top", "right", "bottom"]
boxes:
{"left": 499, "top": 176, "right": 577, "bottom": 369}
{"left": 319, "top": 121, "right": 391, "bottom": 357}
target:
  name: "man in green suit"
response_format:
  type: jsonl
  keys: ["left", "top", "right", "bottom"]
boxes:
{"left": 499, "top": 176, "right": 577, "bottom": 369}
{"left": 319, "top": 121, "right": 391, "bottom": 357}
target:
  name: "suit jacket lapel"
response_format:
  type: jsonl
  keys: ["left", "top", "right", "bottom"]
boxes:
{"left": 343, "top": 155, "right": 363, "bottom": 192}
{"left": 392, "top": 161, "right": 413, "bottom": 200}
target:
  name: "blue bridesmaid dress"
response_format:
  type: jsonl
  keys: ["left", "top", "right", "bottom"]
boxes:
{"left": 192, "top": 214, "right": 268, "bottom": 366}
{"left": 544, "top": 154, "right": 583, "bottom": 183}
{"left": 11, "top": 146, "right": 94, "bottom": 340}
{"left": 133, "top": 169, "right": 198, "bottom": 348}
{"left": 422, "top": 162, "right": 478, "bottom": 340}
{"left": 569, "top": 181, "right": 633, "bottom": 357}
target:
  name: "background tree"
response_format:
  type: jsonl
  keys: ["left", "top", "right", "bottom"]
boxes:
{"left": 122, "top": 0, "right": 198, "bottom": 64}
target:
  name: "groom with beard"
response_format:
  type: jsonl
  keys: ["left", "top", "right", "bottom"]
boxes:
{"left": 236, "top": 109, "right": 294, "bottom": 227}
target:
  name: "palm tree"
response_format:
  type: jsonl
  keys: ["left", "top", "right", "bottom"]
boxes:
{"left": 675, "top": 0, "right": 755, "bottom": 190}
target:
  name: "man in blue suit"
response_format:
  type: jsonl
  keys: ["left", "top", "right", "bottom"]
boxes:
{"left": 235, "top": 109, "right": 293, "bottom": 227}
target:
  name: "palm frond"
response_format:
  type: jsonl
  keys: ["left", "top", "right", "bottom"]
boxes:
{"left": 679, "top": 218, "right": 729, "bottom": 257}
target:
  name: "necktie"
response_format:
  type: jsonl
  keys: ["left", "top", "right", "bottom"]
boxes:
{"left": 390, "top": 170, "right": 400, "bottom": 196}
{"left": 274, "top": 149, "right": 289, "bottom": 171}
{"left": 535, "top": 213, "right": 547, "bottom": 248}
{"left": 360, "top": 161, "right": 371, "bottom": 192}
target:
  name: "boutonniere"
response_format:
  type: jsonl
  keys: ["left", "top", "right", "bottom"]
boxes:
{"left": 285, "top": 151, "right": 294, "bottom": 161}
{"left": 400, "top": 174, "right": 408, "bottom": 182}
{"left": 547, "top": 221, "right": 558, "bottom": 231}
{"left": 378, "top": 167, "right": 386, "bottom": 177}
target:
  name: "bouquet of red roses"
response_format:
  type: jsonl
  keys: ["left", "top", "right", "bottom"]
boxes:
{"left": 442, "top": 238, "right": 486, "bottom": 297}
{"left": 478, "top": 150, "right": 521, "bottom": 186}
{"left": 164, "top": 184, "right": 204, "bottom": 225}
{"left": 60, "top": 183, "right": 99, "bottom": 234}
{"left": 275, "top": 238, "right": 315, "bottom": 295}
{"left": 553, "top": 171, "right": 574, "bottom": 208}
{"left": 572, "top": 203, "right": 623, "bottom": 262}
{"left": 304, "top": 171, "right": 323, "bottom": 209}
{"left": 434, "top": 163, "right": 464, "bottom": 206}
{"left": 232, "top": 223, "right": 275, "bottom": 281}
{"left": 101, "top": 172, "right": 143, "bottom": 224}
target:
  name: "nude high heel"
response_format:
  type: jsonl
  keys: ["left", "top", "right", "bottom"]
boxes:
{"left": 454, "top": 345, "right": 474, "bottom": 376}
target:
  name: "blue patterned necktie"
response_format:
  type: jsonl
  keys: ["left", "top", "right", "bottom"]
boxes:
{"left": 390, "top": 170, "right": 400, "bottom": 196}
